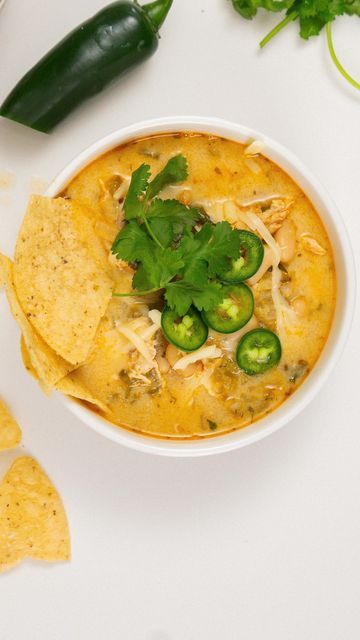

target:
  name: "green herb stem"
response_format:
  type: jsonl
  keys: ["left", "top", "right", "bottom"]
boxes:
{"left": 326, "top": 22, "right": 360, "bottom": 92}
{"left": 259, "top": 10, "right": 298, "bottom": 49}
{"left": 141, "top": 214, "right": 165, "bottom": 249}
{"left": 112, "top": 288, "right": 161, "bottom": 298}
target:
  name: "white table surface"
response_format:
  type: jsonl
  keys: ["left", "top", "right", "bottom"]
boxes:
{"left": 0, "top": 1, "right": 359, "bottom": 638}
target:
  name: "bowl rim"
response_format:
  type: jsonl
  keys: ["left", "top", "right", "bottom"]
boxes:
{"left": 46, "top": 116, "right": 356, "bottom": 457}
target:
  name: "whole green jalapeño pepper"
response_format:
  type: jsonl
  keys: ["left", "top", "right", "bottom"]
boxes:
{"left": 0, "top": 0, "right": 173, "bottom": 133}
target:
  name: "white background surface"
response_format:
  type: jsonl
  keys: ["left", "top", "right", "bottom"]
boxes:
{"left": 0, "top": 1, "right": 359, "bottom": 638}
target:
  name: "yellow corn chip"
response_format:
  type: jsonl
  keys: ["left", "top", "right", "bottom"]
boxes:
{"left": 0, "top": 254, "right": 73, "bottom": 392}
{"left": 13, "top": 196, "right": 113, "bottom": 365}
{"left": 20, "top": 335, "right": 39, "bottom": 381}
{"left": 57, "top": 305, "right": 132, "bottom": 410}
{"left": 0, "top": 457, "right": 70, "bottom": 573}
{"left": 0, "top": 398, "right": 21, "bottom": 451}
{"left": 56, "top": 372, "right": 110, "bottom": 415}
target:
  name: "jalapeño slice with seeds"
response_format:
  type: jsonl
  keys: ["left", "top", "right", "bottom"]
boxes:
{"left": 236, "top": 328, "right": 281, "bottom": 375}
{"left": 161, "top": 306, "right": 208, "bottom": 352}
{"left": 221, "top": 230, "right": 264, "bottom": 283}
{"left": 202, "top": 283, "right": 254, "bottom": 334}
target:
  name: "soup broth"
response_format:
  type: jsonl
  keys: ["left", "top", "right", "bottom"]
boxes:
{"left": 63, "top": 133, "right": 336, "bottom": 439}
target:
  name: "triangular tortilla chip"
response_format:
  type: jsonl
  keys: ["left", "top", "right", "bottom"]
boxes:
{"left": 0, "top": 457, "right": 70, "bottom": 573}
{"left": 0, "top": 254, "right": 73, "bottom": 392}
{"left": 20, "top": 335, "right": 39, "bottom": 382}
{"left": 0, "top": 398, "right": 21, "bottom": 451}
{"left": 13, "top": 196, "right": 113, "bottom": 365}
{"left": 56, "top": 372, "right": 110, "bottom": 415}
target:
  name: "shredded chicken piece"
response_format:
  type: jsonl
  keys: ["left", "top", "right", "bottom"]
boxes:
{"left": 259, "top": 198, "right": 294, "bottom": 234}
{"left": 300, "top": 233, "right": 327, "bottom": 255}
{"left": 193, "top": 199, "right": 229, "bottom": 223}
{"left": 197, "top": 362, "right": 218, "bottom": 397}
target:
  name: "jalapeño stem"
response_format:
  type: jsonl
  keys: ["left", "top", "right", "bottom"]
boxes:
{"left": 142, "top": 0, "right": 173, "bottom": 31}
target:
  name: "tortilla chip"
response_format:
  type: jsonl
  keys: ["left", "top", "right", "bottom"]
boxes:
{"left": 0, "top": 456, "right": 71, "bottom": 573}
{"left": 20, "top": 335, "right": 39, "bottom": 381}
{"left": 13, "top": 196, "right": 113, "bottom": 365}
{"left": 0, "top": 254, "right": 73, "bottom": 392}
{"left": 56, "top": 372, "right": 110, "bottom": 414}
{"left": 57, "top": 302, "right": 134, "bottom": 411}
{"left": 0, "top": 399, "right": 22, "bottom": 451}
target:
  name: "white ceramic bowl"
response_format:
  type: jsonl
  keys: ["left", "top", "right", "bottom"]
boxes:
{"left": 47, "top": 116, "right": 355, "bottom": 457}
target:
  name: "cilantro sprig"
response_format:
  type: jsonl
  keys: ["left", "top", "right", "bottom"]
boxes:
{"left": 111, "top": 155, "right": 241, "bottom": 316}
{"left": 230, "top": 0, "right": 360, "bottom": 91}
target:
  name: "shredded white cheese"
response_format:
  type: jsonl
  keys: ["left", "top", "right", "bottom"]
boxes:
{"left": 113, "top": 176, "right": 131, "bottom": 201}
{"left": 116, "top": 325, "right": 155, "bottom": 368}
{"left": 244, "top": 139, "right": 265, "bottom": 156}
{"left": 173, "top": 345, "right": 222, "bottom": 371}
{"left": 148, "top": 309, "right": 162, "bottom": 327}
{"left": 237, "top": 193, "right": 284, "bottom": 207}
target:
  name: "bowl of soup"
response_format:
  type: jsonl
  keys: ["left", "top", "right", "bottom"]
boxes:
{"left": 2, "top": 117, "right": 354, "bottom": 456}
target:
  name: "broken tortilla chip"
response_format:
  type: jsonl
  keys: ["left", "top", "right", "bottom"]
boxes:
{"left": 0, "top": 254, "right": 73, "bottom": 392}
{"left": 13, "top": 196, "right": 113, "bottom": 365}
{"left": 0, "top": 399, "right": 22, "bottom": 451}
{"left": 0, "top": 456, "right": 71, "bottom": 573}
{"left": 56, "top": 372, "right": 110, "bottom": 415}
{"left": 20, "top": 335, "right": 39, "bottom": 381}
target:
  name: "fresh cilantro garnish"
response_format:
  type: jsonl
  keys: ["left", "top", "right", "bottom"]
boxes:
{"left": 112, "top": 220, "right": 152, "bottom": 262}
{"left": 146, "top": 155, "right": 188, "bottom": 201}
{"left": 132, "top": 246, "right": 184, "bottom": 292}
{"left": 230, "top": 0, "right": 360, "bottom": 91}
{"left": 165, "top": 280, "right": 224, "bottom": 316}
{"left": 179, "top": 222, "right": 241, "bottom": 284}
{"left": 123, "top": 164, "right": 150, "bottom": 220}
{"left": 111, "top": 155, "right": 242, "bottom": 316}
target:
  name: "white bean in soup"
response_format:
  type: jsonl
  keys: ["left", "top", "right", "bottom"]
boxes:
{"left": 61, "top": 132, "right": 336, "bottom": 439}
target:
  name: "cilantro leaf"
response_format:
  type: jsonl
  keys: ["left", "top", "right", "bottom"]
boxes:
{"left": 147, "top": 218, "right": 174, "bottom": 249}
{"left": 147, "top": 199, "right": 200, "bottom": 227}
{"left": 200, "top": 221, "right": 241, "bottom": 276}
{"left": 132, "top": 247, "right": 184, "bottom": 291}
{"left": 179, "top": 221, "right": 241, "bottom": 282}
{"left": 292, "top": 0, "right": 344, "bottom": 39}
{"left": 146, "top": 199, "right": 201, "bottom": 247}
{"left": 345, "top": 0, "right": 360, "bottom": 15}
{"left": 111, "top": 221, "right": 152, "bottom": 262}
{"left": 231, "top": 0, "right": 293, "bottom": 20}
{"left": 123, "top": 164, "right": 150, "bottom": 220}
{"left": 146, "top": 155, "right": 188, "bottom": 201}
{"left": 165, "top": 280, "right": 224, "bottom": 316}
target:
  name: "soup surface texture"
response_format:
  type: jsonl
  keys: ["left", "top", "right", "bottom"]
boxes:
{"left": 59, "top": 133, "right": 336, "bottom": 439}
